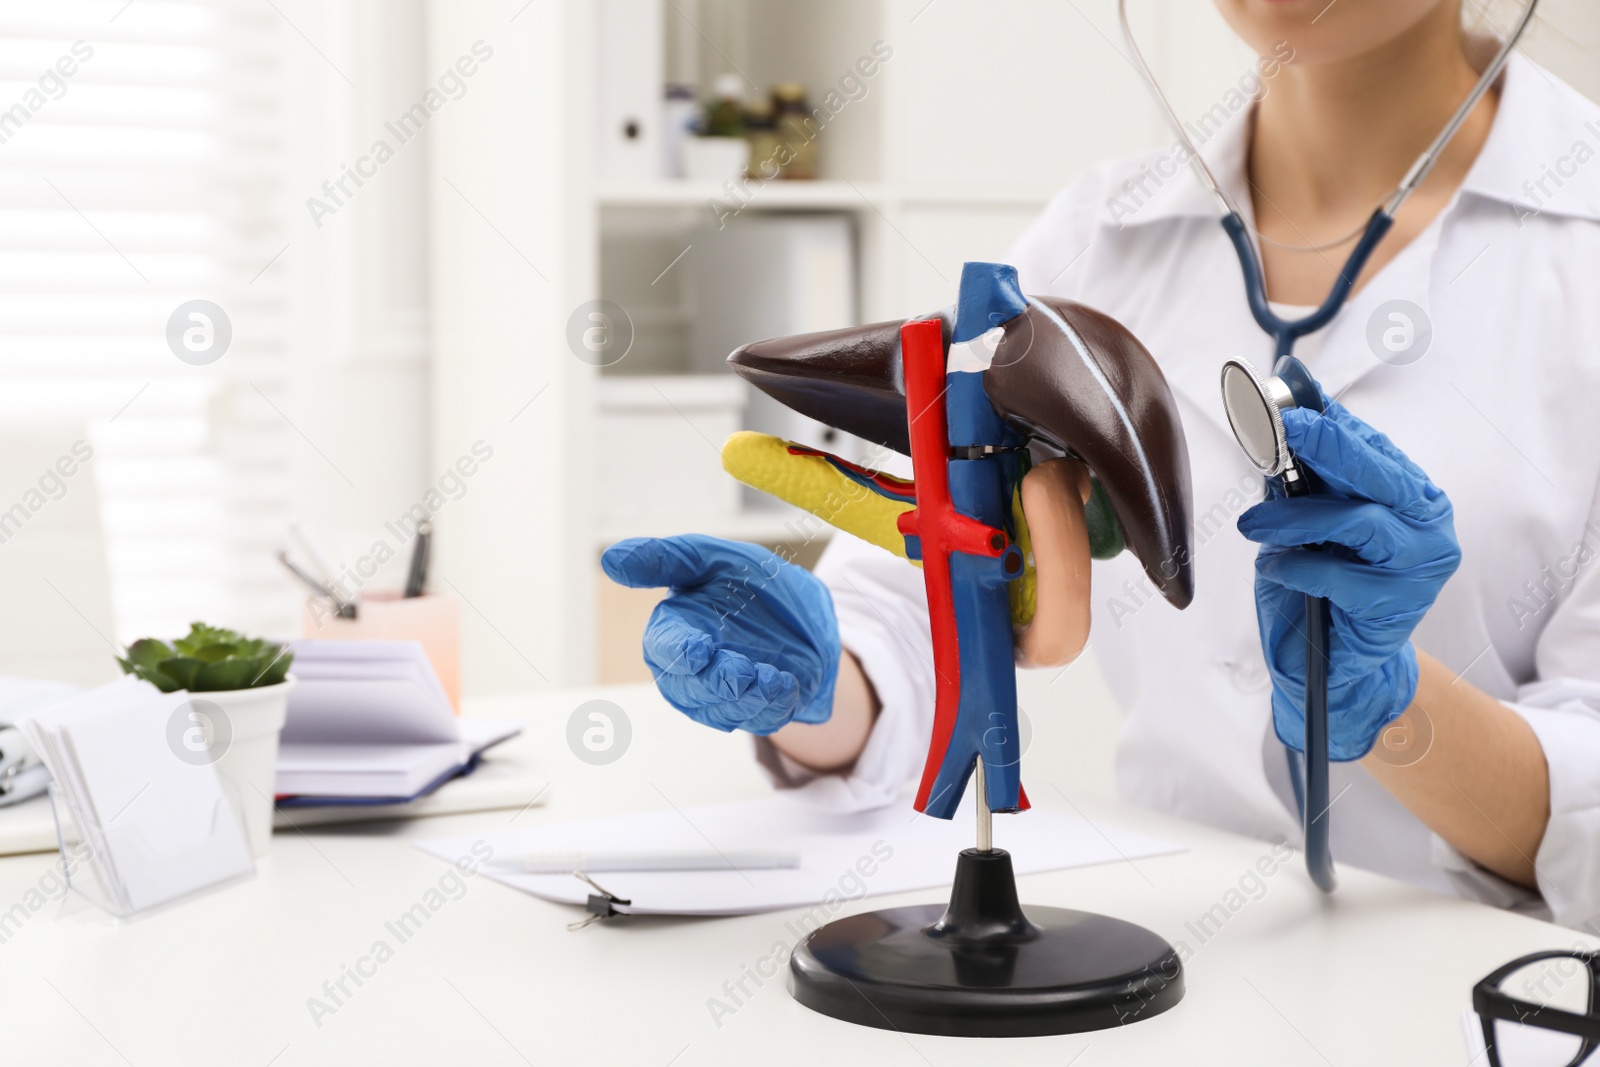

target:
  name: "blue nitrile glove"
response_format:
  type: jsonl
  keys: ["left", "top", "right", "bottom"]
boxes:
{"left": 1236, "top": 396, "right": 1461, "bottom": 761}
{"left": 601, "top": 534, "right": 840, "bottom": 735}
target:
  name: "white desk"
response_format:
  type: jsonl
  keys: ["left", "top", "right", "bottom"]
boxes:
{"left": 0, "top": 683, "right": 1587, "bottom": 1065}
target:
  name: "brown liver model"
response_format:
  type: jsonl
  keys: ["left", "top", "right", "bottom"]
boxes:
{"left": 985, "top": 296, "right": 1193, "bottom": 609}
{"left": 727, "top": 297, "right": 1193, "bottom": 614}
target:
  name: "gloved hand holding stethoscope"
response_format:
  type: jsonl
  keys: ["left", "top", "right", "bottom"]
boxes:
{"left": 1220, "top": 358, "right": 1462, "bottom": 892}
{"left": 1233, "top": 381, "right": 1462, "bottom": 760}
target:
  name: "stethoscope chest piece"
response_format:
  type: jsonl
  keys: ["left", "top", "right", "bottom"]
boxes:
{"left": 1219, "top": 356, "right": 1324, "bottom": 496}
{"left": 1220, "top": 358, "right": 1292, "bottom": 474}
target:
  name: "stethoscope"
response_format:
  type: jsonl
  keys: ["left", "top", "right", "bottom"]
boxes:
{"left": 1117, "top": 0, "right": 1540, "bottom": 892}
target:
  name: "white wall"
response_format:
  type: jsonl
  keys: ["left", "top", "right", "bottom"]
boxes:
{"left": 1521, "top": 0, "right": 1600, "bottom": 101}
{"left": 425, "top": 0, "right": 598, "bottom": 693}
{"left": 282, "top": 0, "right": 434, "bottom": 629}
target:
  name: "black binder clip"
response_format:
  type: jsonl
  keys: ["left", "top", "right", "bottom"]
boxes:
{"left": 567, "top": 872, "right": 631, "bottom": 931}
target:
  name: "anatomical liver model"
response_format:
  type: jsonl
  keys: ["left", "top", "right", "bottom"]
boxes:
{"left": 714, "top": 262, "right": 1195, "bottom": 1037}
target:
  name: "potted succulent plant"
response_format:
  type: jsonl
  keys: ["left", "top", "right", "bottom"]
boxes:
{"left": 118, "top": 623, "right": 294, "bottom": 857}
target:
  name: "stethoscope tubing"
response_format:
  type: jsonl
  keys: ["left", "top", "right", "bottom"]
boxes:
{"left": 1302, "top": 596, "right": 1337, "bottom": 893}
{"left": 1220, "top": 211, "right": 1395, "bottom": 360}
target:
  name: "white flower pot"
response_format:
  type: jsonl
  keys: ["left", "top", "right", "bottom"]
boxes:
{"left": 185, "top": 678, "right": 294, "bottom": 858}
{"left": 681, "top": 136, "right": 750, "bottom": 183}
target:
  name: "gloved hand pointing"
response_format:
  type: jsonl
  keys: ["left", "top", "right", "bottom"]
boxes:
{"left": 601, "top": 534, "right": 840, "bottom": 735}
{"left": 1237, "top": 396, "right": 1461, "bottom": 761}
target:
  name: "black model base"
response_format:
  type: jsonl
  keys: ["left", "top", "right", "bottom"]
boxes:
{"left": 788, "top": 848, "right": 1183, "bottom": 1038}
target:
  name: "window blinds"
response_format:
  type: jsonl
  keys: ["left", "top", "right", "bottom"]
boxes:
{"left": 0, "top": 0, "right": 293, "bottom": 642}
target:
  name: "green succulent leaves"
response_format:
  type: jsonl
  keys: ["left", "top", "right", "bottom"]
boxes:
{"left": 117, "top": 623, "right": 293, "bottom": 693}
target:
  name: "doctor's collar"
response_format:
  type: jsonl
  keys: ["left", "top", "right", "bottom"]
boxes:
{"left": 1456, "top": 51, "right": 1600, "bottom": 224}
{"left": 1096, "top": 49, "right": 1600, "bottom": 233}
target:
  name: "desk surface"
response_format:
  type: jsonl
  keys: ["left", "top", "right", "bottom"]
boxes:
{"left": 0, "top": 683, "right": 1587, "bottom": 1066}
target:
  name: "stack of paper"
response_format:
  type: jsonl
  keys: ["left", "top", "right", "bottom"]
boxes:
{"left": 0, "top": 677, "right": 82, "bottom": 807}
{"left": 416, "top": 793, "right": 1183, "bottom": 917}
{"left": 17, "top": 677, "right": 254, "bottom": 915}
{"left": 280, "top": 641, "right": 520, "bottom": 802}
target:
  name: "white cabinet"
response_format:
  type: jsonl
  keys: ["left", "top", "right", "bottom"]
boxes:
{"left": 595, "top": 375, "right": 746, "bottom": 531}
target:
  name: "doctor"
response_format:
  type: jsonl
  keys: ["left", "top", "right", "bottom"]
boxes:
{"left": 603, "top": 0, "right": 1600, "bottom": 928}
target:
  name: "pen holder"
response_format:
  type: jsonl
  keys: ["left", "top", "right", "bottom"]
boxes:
{"left": 301, "top": 592, "right": 462, "bottom": 713}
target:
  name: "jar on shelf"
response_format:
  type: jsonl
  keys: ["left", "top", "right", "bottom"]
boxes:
{"left": 682, "top": 72, "right": 752, "bottom": 183}
{"left": 702, "top": 73, "right": 746, "bottom": 138}
{"left": 744, "top": 99, "right": 781, "bottom": 181}
{"left": 772, "top": 82, "right": 818, "bottom": 180}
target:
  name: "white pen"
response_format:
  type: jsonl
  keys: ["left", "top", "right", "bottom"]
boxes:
{"left": 492, "top": 849, "right": 802, "bottom": 874}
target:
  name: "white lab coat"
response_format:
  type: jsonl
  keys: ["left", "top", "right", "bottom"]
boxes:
{"left": 755, "top": 53, "right": 1600, "bottom": 929}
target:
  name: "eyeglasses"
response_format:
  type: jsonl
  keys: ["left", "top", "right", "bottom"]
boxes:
{"left": 1475, "top": 951, "right": 1600, "bottom": 1067}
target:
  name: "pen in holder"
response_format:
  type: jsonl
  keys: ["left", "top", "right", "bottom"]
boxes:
{"left": 301, "top": 592, "right": 462, "bottom": 713}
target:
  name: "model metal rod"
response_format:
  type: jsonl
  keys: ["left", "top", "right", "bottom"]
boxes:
{"left": 975, "top": 758, "right": 992, "bottom": 852}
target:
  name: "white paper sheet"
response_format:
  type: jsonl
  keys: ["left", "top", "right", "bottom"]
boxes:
{"left": 415, "top": 793, "right": 1182, "bottom": 917}
{"left": 65, "top": 697, "right": 228, "bottom": 855}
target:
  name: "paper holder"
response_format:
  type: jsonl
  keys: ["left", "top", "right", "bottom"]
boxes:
{"left": 47, "top": 780, "right": 255, "bottom": 921}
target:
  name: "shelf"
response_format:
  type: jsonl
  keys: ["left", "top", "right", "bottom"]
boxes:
{"left": 898, "top": 185, "right": 1058, "bottom": 208}
{"left": 598, "top": 179, "right": 888, "bottom": 211}
{"left": 596, "top": 502, "right": 837, "bottom": 547}
{"left": 597, "top": 181, "right": 1060, "bottom": 216}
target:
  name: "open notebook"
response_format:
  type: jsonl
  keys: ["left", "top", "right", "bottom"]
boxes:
{"left": 278, "top": 640, "right": 519, "bottom": 802}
